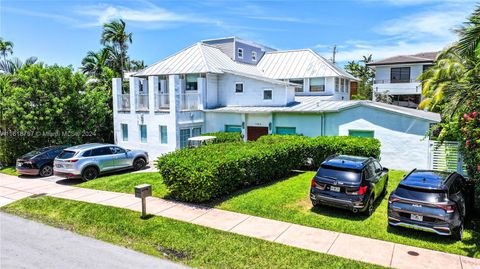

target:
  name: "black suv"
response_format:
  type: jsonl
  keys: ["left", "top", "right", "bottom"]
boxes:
{"left": 16, "top": 146, "right": 67, "bottom": 177}
{"left": 310, "top": 155, "right": 389, "bottom": 216}
{"left": 388, "top": 170, "right": 473, "bottom": 240}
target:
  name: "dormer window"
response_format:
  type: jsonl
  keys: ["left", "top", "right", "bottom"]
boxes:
{"left": 252, "top": 51, "right": 257, "bottom": 61}
{"left": 237, "top": 48, "right": 243, "bottom": 59}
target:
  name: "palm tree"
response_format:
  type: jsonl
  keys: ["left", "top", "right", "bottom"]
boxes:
{"left": 0, "top": 56, "right": 37, "bottom": 74}
{"left": 455, "top": 5, "right": 480, "bottom": 57}
{"left": 81, "top": 48, "right": 111, "bottom": 78}
{"left": 100, "top": 19, "right": 132, "bottom": 80}
{"left": 0, "top": 38, "right": 14, "bottom": 62}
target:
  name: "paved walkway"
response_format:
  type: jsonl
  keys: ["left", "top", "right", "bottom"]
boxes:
{"left": 1, "top": 173, "right": 479, "bottom": 269}
{"left": 1, "top": 212, "right": 187, "bottom": 269}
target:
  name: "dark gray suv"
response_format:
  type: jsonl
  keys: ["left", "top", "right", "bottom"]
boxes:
{"left": 388, "top": 170, "right": 473, "bottom": 240}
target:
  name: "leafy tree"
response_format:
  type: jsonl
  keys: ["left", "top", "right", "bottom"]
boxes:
{"left": 100, "top": 19, "right": 132, "bottom": 80}
{"left": 0, "top": 38, "right": 14, "bottom": 61}
{"left": 344, "top": 55, "right": 374, "bottom": 100}
{"left": 0, "top": 64, "right": 112, "bottom": 164}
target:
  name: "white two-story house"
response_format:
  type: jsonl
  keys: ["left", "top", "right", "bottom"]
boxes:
{"left": 112, "top": 38, "right": 440, "bottom": 170}
{"left": 367, "top": 52, "right": 437, "bottom": 108}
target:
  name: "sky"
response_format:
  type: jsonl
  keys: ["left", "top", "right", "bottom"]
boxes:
{"left": 0, "top": 0, "right": 478, "bottom": 68}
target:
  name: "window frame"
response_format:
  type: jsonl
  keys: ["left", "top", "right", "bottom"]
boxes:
{"left": 225, "top": 125, "right": 242, "bottom": 133}
{"left": 139, "top": 124, "right": 147, "bottom": 143}
{"left": 121, "top": 123, "right": 128, "bottom": 142}
{"left": 252, "top": 51, "right": 257, "bottom": 61}
{"left": 263, "top": 89, "right": 273, "bottom": 100}
{"left": 348, "top": 129, "right": 375, "bottom": 138}
{"left": 390, "top": 67, "right": 411, "bottom": 83}
{"left": 159, "top": 125, "right": 168, "bottom": 144}
{"left": 289, "top": 78, "right": 304, "bottom": 93}
{"left": 185, "top": 74, "right": 199, "bottom": 91}
{"left": 235, "top": 82, "right": 244, "bottom": 94}
{"left": 335, "top": 77, "right": 340, "bottom": 92}
{"left": 275, "top": 127, "right": 296, "bottom": 135}
{"left": 309, "top": 77, "right": 326, "bottom": 92}
{"left": 237, "top": 48, "right": 243, "bottom": 59}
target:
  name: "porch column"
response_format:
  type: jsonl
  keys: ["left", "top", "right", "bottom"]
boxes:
{"left": 148, "top": 76, "right": 158, "bottom": 113}
{"left": 130, "top": 77, "right": 139, "bottom": 111}
{"left": 168, "top": 75, "right": 180, "bottom": 149}
{"left": 112, "top": 78, "right": 121, "bottom": 113}
{"left": 197, "top": 77, "right": 206, "bottom": 110}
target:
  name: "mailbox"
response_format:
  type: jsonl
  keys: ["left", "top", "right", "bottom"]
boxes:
{"left": 134, "top": 184, "right": 152, "bottom": 198}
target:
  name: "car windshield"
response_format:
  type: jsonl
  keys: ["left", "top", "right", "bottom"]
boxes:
{"left": 395, "top": 185, "right": 447, "bottom": 203}
{"left": 57, "top": 150, "right": 77, "bottom": 159}
{"left": 22, "top": 149, "right": 47, "bottom": 159}
{"left": 316, "top": 165, "right": 361, "bottom": 182}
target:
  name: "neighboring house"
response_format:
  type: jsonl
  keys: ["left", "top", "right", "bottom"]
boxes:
{"left": 367, "top": 52, "right": 438, "bottom": 109}
{"left": 112, "top": 38, "right": 440, "bottom": 170}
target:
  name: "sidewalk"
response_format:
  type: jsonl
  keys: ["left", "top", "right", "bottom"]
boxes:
{"left": 1, "top": 173, "right": 479, "bottom": 269}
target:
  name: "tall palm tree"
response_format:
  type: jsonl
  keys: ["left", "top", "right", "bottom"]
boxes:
{"left": 0, "top": 38, "right": 14, "bottom": 62}
{"left": 80, "top": 48, "right": 111, "bottom": 78}
{"left": 455, "top": 5, "right": 480, "bottom": 57}
{"left": 100, "top": 19, "right": 132, "bottom": 80}
{"left": 0, "top": 56, "right": 37, "bottom": 74}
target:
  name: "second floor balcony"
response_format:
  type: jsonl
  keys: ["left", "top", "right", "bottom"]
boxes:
{"left": 155, "top": 93, "right": 170, "bottom": 111}
{"left": 136, "top": 94, "right": 149, "bottom": 111}
{"left": 117, "top": 94, "right": 130, "bottom": 112}
{"left": 180, "top": 92, "right": 201, "bottom": 111}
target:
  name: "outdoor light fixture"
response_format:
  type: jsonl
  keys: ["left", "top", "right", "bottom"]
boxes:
{"left": 242, "top": 122, "right": 245, "bottom": 129}
{"left": 268, "top": 122, "right": 272, "bottom": 130}
{"left": 134, "top": 184, "right": 152, "bottom": 219}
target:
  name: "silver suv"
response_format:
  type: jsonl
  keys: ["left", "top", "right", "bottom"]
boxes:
{"left": 53, "top": 143, "right": 149, "bottom": 181}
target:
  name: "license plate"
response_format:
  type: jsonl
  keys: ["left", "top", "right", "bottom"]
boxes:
{"left": 411, "top": 214, "right": 423, "bottom": 221}
{"left": 330, "top": 186, "right": 341, "bottom": 192}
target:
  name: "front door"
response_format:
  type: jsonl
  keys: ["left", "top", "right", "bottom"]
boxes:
{"left": 247, "top": 126, "right": 269, "bottom": 141}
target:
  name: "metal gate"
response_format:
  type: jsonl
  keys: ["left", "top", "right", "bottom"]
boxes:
{"left": 428, "top": 141, "right": 468, "bottom": 176}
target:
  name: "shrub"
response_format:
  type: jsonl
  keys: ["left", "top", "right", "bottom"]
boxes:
{"left": 157, "top": 135, "right": 381, "bottom": 202}
{"left": 201, "top": 132, "right": 243, "bottom": 143}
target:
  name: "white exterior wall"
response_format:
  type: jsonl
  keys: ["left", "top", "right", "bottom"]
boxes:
{"left": 373, "top": 64, "right": 423, "bottom": 96}
{"left": 273, "top": 113, "right": 323, "bottom": 137}
{"left": 218, "top": 73, "right": 294, "bottom": 106}
{"left": 206, "top": 73, "right": 219, "bottom": 108}
{"left": 324, "top": 106, "right": 432, "bottom": 171}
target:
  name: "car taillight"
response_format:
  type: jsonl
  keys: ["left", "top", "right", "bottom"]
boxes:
{"left": 388, "top": 197, "right": 400, "bottom": 204}
{"left": 311, "top": 178, "right": 325, "bottom": 190}
{"left": 437, "top": 204, "right": 455, "bottom": 213}
{"left": 66, "top": 159, "right": 79, "bottom": 163}
{"left": 346, "top": 186, "right": 368, "bottom": 195}
{"left": 311, "top": 178, "right": 315, "bottom": 187}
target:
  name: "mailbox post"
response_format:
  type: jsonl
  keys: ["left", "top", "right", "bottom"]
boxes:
{"left": 134, "top": 184, "right": 152, "bottom": 218}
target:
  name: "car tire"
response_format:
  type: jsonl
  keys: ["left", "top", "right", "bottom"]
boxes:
{"left": 364, "top": 197, "right": 374, "bottom": 216}
{"left": 133, "top": 157, "right": 146, "bottom": 171}
{"left": 39, "top": 164, "right": 53, "bottom": 177}
{"left": 453, "top": 223, "right": 464, "bottom": 241}
{"left": 82, "top": 166, "right": 99, "bottom": 181}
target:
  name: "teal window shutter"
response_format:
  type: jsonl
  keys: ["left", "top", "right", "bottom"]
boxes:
{"left": 140, "top": 125, "right": 147, "bottom": 143}
{"left": 121, "top": 124, "right": 128, "bottom": 141}
{"left": 348, "top": 130, "right": 374, "bottom": 138}
{"left": 276, "top": 127, "right": 296, "bottom": 135}
{"left": 160, "top": 125, "right": 167, "bottom": 144}
{"left": 225, "top": 125, "right": 242, "bottom": 133}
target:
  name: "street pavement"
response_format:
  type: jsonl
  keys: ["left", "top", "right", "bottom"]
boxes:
{"left": 0, "top": 212, "right": 188, "bottom": 269}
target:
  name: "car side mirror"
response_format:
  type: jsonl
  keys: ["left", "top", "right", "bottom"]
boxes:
{"left": 375, "top": 168, "right": 381, "bottom": 173}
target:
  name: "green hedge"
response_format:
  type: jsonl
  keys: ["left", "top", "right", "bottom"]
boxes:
{"left": 157, "top": 135, "right": 381, "bottom": 202}
{"left": 201, "top": 132, "right": 243, "bottom": 143}
{"left": 257, "top": 135, "right": 381, "bottom": 168}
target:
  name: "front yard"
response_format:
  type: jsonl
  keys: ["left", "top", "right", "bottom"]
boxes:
{"left": 77, "top": 170, "right": 480, "bottom": 258}
{"left": 0, "top": 166, "right": 19, "bottom": 176}
{"left": 1, "top": 197, "right": 382, "bottom": 269}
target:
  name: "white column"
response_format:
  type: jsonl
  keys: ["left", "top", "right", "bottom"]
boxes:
{"left": 304, "top": 78, "right": 310, "bottom": 93}
{"left": 130, "top": 77, "right": 139, "bottom": 111}
{"left": 168, "top": 75, "right": 180, "bottom": 149}
{"left": 112, "top": 78, "right": 121, "bottom": 112}
{"left": 242, "top": 113, "right": 247, "bottom": 142}
{"left": 197, "top": 77, "right": 206, "bottom": 110}
{"left": 148, "top": 76, "right": 158, "bottom": 113}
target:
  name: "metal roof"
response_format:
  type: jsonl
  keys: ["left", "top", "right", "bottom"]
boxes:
{"left": 257, "top": 49, "right": 359, "bottom": 81}
{"left": 205, "top": 96, "right": 440, "bottom": 122}
{"left": 135, "top": 43, "right": 358, "bottom": 83}
{"left": 367, "top": 52, "right": 438, "bottom": 66}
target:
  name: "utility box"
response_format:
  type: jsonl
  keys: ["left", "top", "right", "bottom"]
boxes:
{"left": 135, "top": 184, "right": 152, "bottom": 198}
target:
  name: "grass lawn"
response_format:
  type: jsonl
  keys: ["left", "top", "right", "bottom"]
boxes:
{"left": 1, "top": 197, "right": 383, "bottom": 269}
{"left": 216, "top": 170, "right": 480, "bottom": 258}
{"left": 77, "top": 170, "right": 480, "bottom": 257}
{"left": 0, "top": 166, "right": 19, "bottom": 176}
{"left": 79, "top": 172, "right": 170, "bottom": 198}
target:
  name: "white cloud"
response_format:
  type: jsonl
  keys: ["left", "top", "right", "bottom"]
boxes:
{"left": 76, "top": 3, "right": 221, "bottom": 27}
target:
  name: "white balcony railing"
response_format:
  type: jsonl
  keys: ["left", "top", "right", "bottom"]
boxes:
{"left": 117, "top": 94, "right": 130, "bottom": 111}
{"left": 136, "top": 94, "right": 149, "bottom": 111}
{"left": 155, "top": 93, "right": 170, "bottom": 111}
{"left": 180, "top": 92, "right": 200, "bottom": 111}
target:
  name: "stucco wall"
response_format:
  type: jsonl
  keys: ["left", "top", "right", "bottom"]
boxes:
{"left": 273, "top": 113, "right": 323, "bottom": 137}
{"left": 373, "top": 64, "right": 425, "bottom": 95}
{"left": 235, "top": 41, "right": 266, "bottom": 64}
{"left": 217, "top": 73, "right": 293, "bottom": 107}
{"left": 324, "top": 106, "right": 432, "bottom": 171}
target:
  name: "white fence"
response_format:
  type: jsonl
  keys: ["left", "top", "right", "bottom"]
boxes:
{"left": 428, "top": 141, "right": 468, "bottom": 176}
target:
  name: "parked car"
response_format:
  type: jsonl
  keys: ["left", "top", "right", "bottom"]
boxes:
{"left": 388, "top": 169, "right": 472, "bottom": 240}
{"left": 53, "top": 143, "right": 149, "bottom": 181}
{"left": 16, "top": 146, "right": 67, "bottom": 177}
{"left": 310, "top": 155, "right": 389, "bottom": 216}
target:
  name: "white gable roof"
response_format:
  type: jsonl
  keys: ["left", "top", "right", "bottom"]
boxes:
{"left": 257, "top": 49, "right": 358, "bottom": 81}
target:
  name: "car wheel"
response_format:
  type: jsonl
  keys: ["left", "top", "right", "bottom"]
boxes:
{"left": 82, "top": 167, "right": 98, "bottom": 181}
{"left": 133, "top": 157, "right": 146, "bottom": 171}
{"left": 39, "top": 165, "right": 53, "bottom": 177}
{"left": 364, "top": 198, "right": 374, "bottom": 216}
{"left": 453, "top": 223, "right": 464, "bottom": 241}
